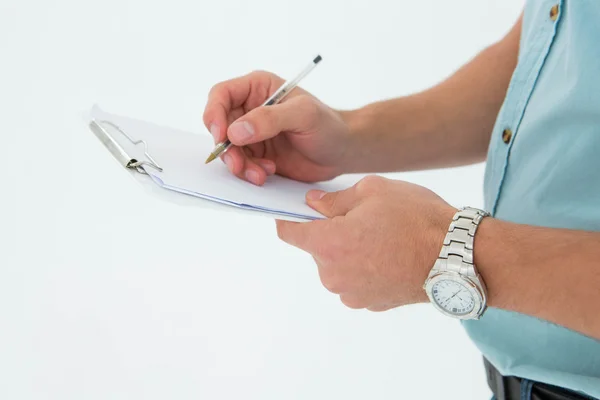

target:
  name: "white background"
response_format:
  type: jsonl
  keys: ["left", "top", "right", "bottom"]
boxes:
{"left": 0, "top": 0, "right": 523, "bottom": 399}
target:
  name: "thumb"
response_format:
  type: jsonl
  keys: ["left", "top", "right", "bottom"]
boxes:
{"left": 306, "top": 187, "right": 360, "bottom": 218}
{"left": 226, "top": 95, "right": 318, "bottom": 146}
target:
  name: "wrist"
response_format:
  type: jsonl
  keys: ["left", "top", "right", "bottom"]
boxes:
{"left": 336, "top": 106, "right": 378, "bottom": 174}
{"left": 472, "top": 216, "right": 521, "bottom": 310}
{"left": 336, "top": 94, "right": 441, "bottom": 174}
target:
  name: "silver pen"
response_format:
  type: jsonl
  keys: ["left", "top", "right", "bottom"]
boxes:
{"left": 205, "top": 55, "right": 323, "bottom": 164}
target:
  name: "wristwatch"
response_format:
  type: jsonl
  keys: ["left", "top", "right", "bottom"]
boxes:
{"left": 423, "top": 207, "right": 490, "bottom": 320}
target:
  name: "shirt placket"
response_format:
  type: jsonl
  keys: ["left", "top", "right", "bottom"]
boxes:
{"left": 488, "top": 0, "right": 564, "bottom": 216}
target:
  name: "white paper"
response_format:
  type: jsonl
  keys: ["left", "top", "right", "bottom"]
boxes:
{"left": 89, "top": 105, "right": 353, "bottom": 220}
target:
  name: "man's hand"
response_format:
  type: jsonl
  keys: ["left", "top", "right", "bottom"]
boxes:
{"left": 278, "top": 177, "right": 600, "bottom": 339}
{"left": 203, "top": 71, "right": 353, "bottom": 185}
{"left": 276, "top": 176, "right": 456, "bottom": 311}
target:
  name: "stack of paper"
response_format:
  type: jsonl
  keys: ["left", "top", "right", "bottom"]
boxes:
{"left": 89, "top": 105, "right": 354, "bottom": 221}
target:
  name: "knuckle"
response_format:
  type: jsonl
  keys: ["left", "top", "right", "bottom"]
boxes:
{"left": 208, "top": 81, "right": 227, "bottom": 98}
{"left": 322, "top": 280, "right": 341, "bottom": 294}
{"left": 318, "top": 266, "right": 343, "bottom": 294}
{"left": 249, "top": 70, "right": 283, "bottom": 84}
{"left": 247, "top": 109, "right": 278, "bottom": 140}
{"left": 256, "top": 107, "right": 278, "bottom": 130}
{"left": 323, "top": 192, "right": 340, "bottom": 213}
{"left": 297, "top": 95, "right": 320, "bottom": 120}
{"left": 340, "top": 295, "right": 365, "bottom": 310}
{"left": 202, "top": 109, "right": 211, "bottom": 126}
{"left": 355, "top": 175, "right": 385, "bottom": 195}
{"left": 248, "top": 69, "right": 269, "bottom": 79}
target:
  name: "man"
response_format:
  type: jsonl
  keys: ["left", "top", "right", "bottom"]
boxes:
{"left": 203, "top": 1, "right": 600, "bottom": 399}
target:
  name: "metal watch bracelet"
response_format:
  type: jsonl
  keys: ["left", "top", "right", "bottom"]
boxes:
{"left": 430, "top": 207, "right": 490, "bottom": 277}
{"left": 424, "top": 206, "right": 491, "bottom": 320}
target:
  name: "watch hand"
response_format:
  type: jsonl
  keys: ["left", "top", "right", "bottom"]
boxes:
{"left": 444, "top": 290, "right": 462, "bottom": 306}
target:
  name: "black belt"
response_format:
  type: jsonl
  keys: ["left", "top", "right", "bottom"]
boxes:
{"left": 484, "top": 358, "right": 597, "bottom": 400}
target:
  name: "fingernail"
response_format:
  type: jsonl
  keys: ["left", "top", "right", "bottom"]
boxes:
{"left": 223, "top": 154, "right": 234, "bottom": 173}
{"left": 229, "top": 121, "right": 254, "bottom": 143}
{"left": 210, "top": 124, "right": 220, "bottom": 142}
{"left": 307, "top": 190, "right": 326, "bottom": 201}
{"left": 258, "top": 160, "right": 276, "bottom": 175}
{"left": 245, "top": 169, "right": 260, "bottom": 185}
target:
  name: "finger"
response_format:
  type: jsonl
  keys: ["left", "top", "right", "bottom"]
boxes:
{"left": 275, "top": 219, "right": 327, "bottom": 252}
{"left": 203, "top": 72, "right": 284, "bottom": 142}
{"left": 226, "top": 95, "right": 320, "bottom": 146}
{"left": 240, "top": 148, "right": 272, "bottom": 179}
{"left": 242, "top": 157, "right": 268, "bottom": 186}
{"left": 339, "top": 294, "right": 367, "bottom": 310}
{"left": 221, "top": 148, "right": 268, "bottom": 185}
{"left": 215, "top": 107, "right": 245, "bottom": 144}
{"left": 246, "top": 142, "right": 266, "bottom": 159}
{"left": 305, "top": 186, "right": 361, "bottom": 218}
{"left": 275, "top": 220, "right": 308, "bottom": 249}
{"left": 227, "top": 107, "right": 246, "bottom": 126}
{"left": 317, "top": 263, "right": 345, "bottom": 294}
{"left": 342, "top": 274, "right": 382, "bottom": 309}
{"left": 221, "top": 147, "right": 245, "bottom": 175}
{"left": 253, "top": 157, "right": 276, "bottom": 176}
{"left": 367, "top": 304, "right": 394, "bottom": 312}
{"left": 242, "top": 143, "right": 267, "bottom": 160}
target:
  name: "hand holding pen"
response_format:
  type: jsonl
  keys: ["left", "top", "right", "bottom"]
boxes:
{"left": 202, "top": 55, "right": 352, "bottom": 186}
{"left": 205, "top": 55, "right": 322, "bottom": 164}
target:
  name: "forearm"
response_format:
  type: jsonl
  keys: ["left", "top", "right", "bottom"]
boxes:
{"left": 475, "top": 218, "right": 600, "bottom": 340}
{"left": 340, "top": 16, "right": 522, "bottom": 174}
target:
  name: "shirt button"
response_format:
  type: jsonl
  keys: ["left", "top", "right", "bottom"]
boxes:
{"left": 550, "top": 4, "right": 560, "bottom": 21}
{"left": 502, "top": 128, "right": 512, "bottom": 144}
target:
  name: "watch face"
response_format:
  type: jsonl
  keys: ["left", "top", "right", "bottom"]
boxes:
{"left": 431, "top": 279, "right": 476, "bottom": 316}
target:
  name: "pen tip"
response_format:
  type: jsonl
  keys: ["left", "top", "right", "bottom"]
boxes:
{"left": 313, "top": 55, "right": 322, "bottom": 64}
{"left": 205, "top": 154, "right": 217, "bottom": 164}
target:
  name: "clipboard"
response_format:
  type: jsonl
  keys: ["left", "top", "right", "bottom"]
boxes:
{"left": 87, "top": 105, "right": 354, "bottom": 222}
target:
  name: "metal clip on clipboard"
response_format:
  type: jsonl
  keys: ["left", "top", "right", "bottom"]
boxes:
{"left": 89, "top": 118, "right": 163, "bottom": 174}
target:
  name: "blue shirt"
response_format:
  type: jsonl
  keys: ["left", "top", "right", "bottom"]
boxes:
{"left": 462, "top": 0, "right": 600, "bottom": 398}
